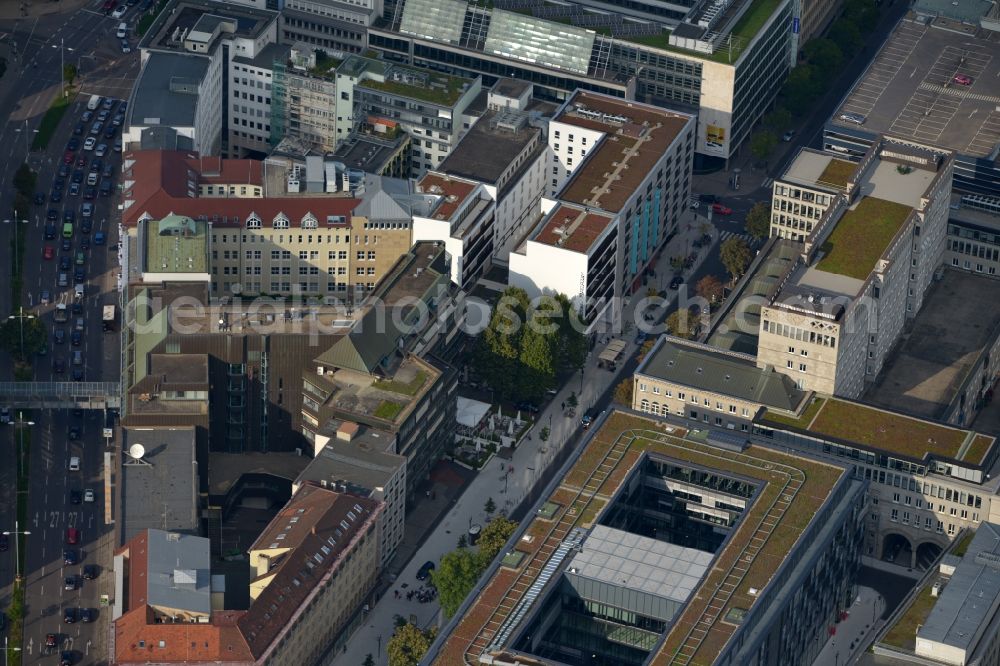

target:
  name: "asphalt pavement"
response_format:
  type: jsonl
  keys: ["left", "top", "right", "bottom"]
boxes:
{"left": 0, "top": 1, "right": 139, "bottom": 664}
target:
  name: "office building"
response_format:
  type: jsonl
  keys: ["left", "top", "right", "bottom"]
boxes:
{"left": 633, "top": 335, "right": 810, "bottom": 431}
{"left": 333, "top": 55, "right": 483, "bottom": 176}
{"left": 758, "top": 138, "right": 954, "bottom": 397}
{"left": 824, "top": 5, "right": 1000, "bottom": 195}
{"left": 426, "top": 410, "right": 866, "bottom": 666}
{"left": 280, "top": 0, "right": 384, "bottom": 54}
{"left": 293, "top": 420, "right": 407, "bottom": 567}
{"left": 301, "top": 242, "right": 460, "bottom": 496}
{"left": 129, "top": 0, "right": 280, "bottom": 157}
{"left": 369, "top": 0, "right": 797, "bottom": 165}
{"left": 509, "top": 91, "right": 695, "bottom": 328}
{"left": 875, "top": 522, "right": 1000, "bottom": 666}
{"left": 945, "top": 194, "right": 1000, "bottom": 277}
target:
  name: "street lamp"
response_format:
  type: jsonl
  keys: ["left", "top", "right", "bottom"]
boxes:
{"left": 51, "top": 39, "right": 75, "bottom": 97}
{"left": 7, "top": 413, "right": 35, "bottom": 479}
{"left": 8, "top": 309, "right": 36, "bottom": 360}
{"left": 13, "top": 120, "right": 38, "bottom": 159}
{"left": 2, "top": 522, "right": 31, "bottom": 582}
{"left": 3, "top": 635, "right": 22, "bottom": 666}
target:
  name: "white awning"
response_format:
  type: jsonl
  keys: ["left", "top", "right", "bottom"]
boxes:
{"left": 457, "top": 396, "right": 491, "bottom": 428}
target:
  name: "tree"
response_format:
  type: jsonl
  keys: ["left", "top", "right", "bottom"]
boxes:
{"left": 665, "top": 310, "right": 697, "bottom": 339}
{"left": 750, "top": 131, "right": 777, "bottom": 162}
{"left": 828, "top": 18, "right": 862, "bottom": 54}
{"left": 484, "top": 497, "right": 496, "bottom": 517}
{"left": 763, "top": 107, "right": 792, "bottom": 135}
{"left": 637, "top": 338, "right": 656, "bottom": 363}
{"left": 363, "top": 655, "right": 375, "bottom": 666}
{"left": 843, "top": 0, "right": 879, "bottom": 33}
{"left": 0, "top": 316, "right": 46, "bottom": 362}
{"left": 478, "top": 516, "right": 518, "bottom": 564}
{"left": 432, "top": 548, "right": 482, "bottom": 619}
{"left": 782, "top": 65, "right": 822, "bottom": 116}
{"left": 695, "top": 275, "right": 724, "bottom": 304}
{"left": 457, "top": 533, "right": 468, "bottom": 549}
{"left": 720, "top": 237, "right": 753, "bottom": 281}
{"left": 613, "top": 378, "right": 633, "bottom": 406}
{"left": 518, "top": 322, "right": 556, "bottom": 401}
{"left": 744, "top": 202, "right": 771, "bottom": 240}
{"left": 539, "top": 426, "right": 550, "bottom": 442}
{"left": 803, "top": 39, "right": 843, "bottom": 81}
{"left": 387, "top": 623, "right": 437, "bottom": 666}
{"left": 567, "top": 392, "right": 578, "bottom": 409}
{"left": 63, "top": 63, "right": 78, "bottom": 85}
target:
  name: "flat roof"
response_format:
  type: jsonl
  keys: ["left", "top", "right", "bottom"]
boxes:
{"left": 141, "top": 0, "right": 276, "bottom": 52}
{"left": 129, "top": 52, "right": 209, "bottom": 128}
{"left": 814, "top": 196, "right": 913, "bottom": 280}
{"left": 120, "top": 427, "right": 199, "bottom": 544}
{"left": 637, "top": 336, "right": 807, "bottom": 412}
{"left": 207, "top": 452, "right": 309, "bottom": 497}
{"left": 355, "top": 61, "right": 474, "bottom": 107}
{"left": 331, "top": 133, "right": 404, "bottom": 173}
{"left": 143, "top": 215, "right": 209, "bottom": 274}
{"left": 557, "top": 91, "right": 692, "bottom": 213}
{"left": 431, "top": 410, "right": 846, "bottom": 666}
{"left": 918, "top": 522, "right": 1000, "bottom": 653}
{"left": 437, "top": 109, "right": 541, "bottom": 186}
{"left": 759, "top": 397, "right": 998, "bottom": 465}
{"left": 145, "top": 528, "right": 211, "bottom": 615}
{"left": 232, "top": 42, "right": 291, "bottom": 70}
{"left": 780, "top": 149, "right": 858, "bottom": 192}
{"left": 832, "top": 16, "right": 1000, "bottom": 158}
{"left": 295, "top": 423, "right": 404, "bottom": 493}
{"left": 569, "top": 525, "right": 712, "bottom": 603}
{"left": 533, "top": 202, "right": 616, "bottom": 254}
{"left": 417, "top": 173, "right": 478, "bottom": 220}
{"left": 867, "top": 269, "right": 1000, "bottom": 421}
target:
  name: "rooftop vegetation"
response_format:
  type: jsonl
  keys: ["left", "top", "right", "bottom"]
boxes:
{"left": 816, "top": 196, "right": 912, "bottom": 280}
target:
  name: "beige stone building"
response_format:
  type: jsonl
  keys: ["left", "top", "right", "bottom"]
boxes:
{"left": 769, "top": 148, "right": 851, "bottom": 241}
{"left": 122, "top": 149, "right": 420, "bottom": 301}
{"left": 758, "top": 139, "right": 954, "bottom": 397}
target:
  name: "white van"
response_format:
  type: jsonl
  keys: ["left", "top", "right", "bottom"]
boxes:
{"left": 69, "top": 456, "right": 80, "bottom": 471}
{"left": 74, "top": 283, "right": 85, "bottom": 300}
{"left": 87, "top": 95, "right": 101, "bottom": 111}
{"left": 116, "top": 22, "right": 128, "bottom": 39}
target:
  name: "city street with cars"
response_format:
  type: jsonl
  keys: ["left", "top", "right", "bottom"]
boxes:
{"left": 0, "top": 0, "right": 140, "bottom": 663}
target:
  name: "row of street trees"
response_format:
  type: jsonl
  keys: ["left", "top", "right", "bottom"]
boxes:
{"left": 750, "top": 0, "right": 881, "bottom": 162}
{"left": 475, "top": 287, "right": 587, "bottom": 403}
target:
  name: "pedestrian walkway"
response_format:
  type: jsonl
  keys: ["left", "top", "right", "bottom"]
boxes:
{"left": 813, "top": 586, "right": 886, "bottom": 666}
{"left": 331, "top": 216, "right": 712, "bottom": 666}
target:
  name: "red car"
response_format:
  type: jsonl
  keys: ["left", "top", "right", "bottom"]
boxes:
{"left": 43, "top": 245, "right": 55, "bottom": 260}
{"left": 66, "top": 527, "right": 79, "bottom": 545}
{"left": 953, "top": 74, "right": 972, "bottom": 86}
{"left": 102, "top": 0, "right": 116, "bottom": 10}
{"left": 63, "top": 151, "right": 74, "bottom": 165}
{"left": 712, "top": 203, "right": 733, "bottom": 215}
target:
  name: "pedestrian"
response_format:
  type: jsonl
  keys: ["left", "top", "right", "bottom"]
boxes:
{"left": 561, "top": 402, "right": 565, "bottom": 410}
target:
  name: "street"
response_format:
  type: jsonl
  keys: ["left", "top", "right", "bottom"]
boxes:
{"left": 0, "top": 1, "right": 140, "bottom": 664}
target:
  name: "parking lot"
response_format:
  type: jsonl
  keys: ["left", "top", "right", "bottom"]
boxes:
{"left": 832, "top": 16, "right": 1000, "bottom": 157}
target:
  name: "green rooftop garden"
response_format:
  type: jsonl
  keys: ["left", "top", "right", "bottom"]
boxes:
{"left": 358, "top": 69, "right": 470, "bottom": 106}
{"left": 952, "top": 530, "right": 975, "bottom": 557}
{"left": 309, "top": 52, "right": 342, "bottom": 79}
{"left": 816, "top": 158, "right": 856, "bottom": 189}
{"left": 621, "top": 0, "right": 783, "bottom": 64}
{"left": 374, "top": 400, "right": 404, "bottom": 420}
{"left": 816, "top": 197, "right": 912, "bottom": 280}
{"left": 882, "top": 586, "right": 937, "bottom": 650}
{"left": 761, "top": 396, "right": 824, "bottom": 429}
{"left": 373, "top": 370, "right": 428, "bottom": 397}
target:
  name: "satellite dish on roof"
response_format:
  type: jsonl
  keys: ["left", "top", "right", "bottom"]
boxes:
{"left": 128, "top": 443, "right": 146, "bottom": 459}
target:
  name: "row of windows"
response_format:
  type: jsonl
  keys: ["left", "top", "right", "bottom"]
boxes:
{"left": 211, "top": 233, "right": 388, "bottom": 245}
{"left": 636, "top": 385, "right": 752, "bottom": 417}
{"left": 951, "top": 257, "right": 999, "bottom": 274}
{"left": 212, "top": 280, "right": 377, "bottom": 293}
{"left": 762, "top": 320, "right": 837, "bottom": 347}
{"left": 947, "top": 238, "right": 1000, "bottom": 261}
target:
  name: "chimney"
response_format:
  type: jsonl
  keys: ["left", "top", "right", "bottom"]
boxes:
{"left": 337, "top": 421, "right": 360, "bottom": 442}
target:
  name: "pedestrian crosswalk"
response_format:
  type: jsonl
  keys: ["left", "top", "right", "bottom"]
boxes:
{"left": 719, "top": 230, "right": 763, "bottom": 248}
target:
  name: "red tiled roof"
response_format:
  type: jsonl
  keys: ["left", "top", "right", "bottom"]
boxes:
{"left": 417, "top": 172, "right": 477, "bottom": 220}
{"left": 124, "top": 531, "right": 150, "bottom": 611}
{"left": 196, "top": 156, "right": 262, "bottom": 185}
{"left": 113, "top": 608, "right": 253, "bottom": 665}
{"left": 534, "top": 203, "right": 615, "bottom": 254}
{"left": 121, "top": 150, "right": 358, "bottom": 228}
{"left": 238, "top": 486, "right": 382, "bottom": 659}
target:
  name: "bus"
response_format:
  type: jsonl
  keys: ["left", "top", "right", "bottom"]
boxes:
{"left": 103, "top": 304, "right": 116, "bottom": 332}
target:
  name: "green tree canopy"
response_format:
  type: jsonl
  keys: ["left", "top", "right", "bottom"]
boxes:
{"left": 484, "top": 497, "right": 496, "bottom": 516}
{"left": 63, "top": 63, "right": 78, "bottom": 85}
{"left": 720, "top": 237, "right": 753, "bottom": 281}
{"left": 803, "top": 39, "right": 843, "bottom": 81}
{"left": 828, "top": 18, "right": 862, "bottom": 53}
{"left": 763, "top": 107, "right": 792, "bottom": 135}
{"left": 613, "top": 378, "right": 633, "bottom": 406}
{"left": 0, "top": 315, "right": 46, "bottom": 362}
{"left": 13, "top": 164, "right": 35, "bottom": 197}
{"left": 782, "top": 65, "right": 822, "bottom": 116}
{"left": 478, "top": 516, "right": 517, "bottom": 565}
{"left": 387, "top": 623, "right": 437, "bottom": 666}
{"left": 843, "top": 0, "right": 879, "bottom": 32}
{"left": 432, "top": 548, "right": 482, "bottom": 619}
{"left": 750, "top": 131, "right": 778, "bottom": 161}
{"left": 744, "top": 202, "right": 771, "bottom": 240}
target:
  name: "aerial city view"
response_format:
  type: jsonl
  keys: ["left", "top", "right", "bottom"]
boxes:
{"left": 1, "top": 0, "right": 1000, "bottom": 664}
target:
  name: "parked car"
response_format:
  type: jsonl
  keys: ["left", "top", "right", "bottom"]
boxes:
{"left": 416, "top": 560, "right": 435, "bottom": 581}
{"left": 83, "top": 137, "right": 96, "bottom": 151}
{"left": 711, "top": 203, "right": 733, "bottom": 215}
{"left": 40, "top": 290, "right": 51, "bottom": 304}
{"left": 838, "top": 112, "right": 866, "bottom": 125}
{"left": 46, "top": 633, "right": 58, "bottom": 649}
{"left": 581, "top": 413, "right": 593, "bottom": 429}
{"left": 53, "top": 357, "right": 66, "bottom": 374}
{"left": 64, "top": 575, "right": 76, "bottom": 590}
{"left": 72, "top": 169, "right": 84, "bottom": 183}
{"left": 68, "top": 183, "right": 80, "bottom": 197}
{"left": 782, "top": 130, "right": 795, "bottom": 142}
{"left": 95, "top": 143, "right": 108, "bottom": 157}
{"left": 44, "top": 245, "right": 55, "bottom": 260}
{"left": 80, "top": 608, "right": 95, "bottom": 623}
{"left": 84, "top": 488, "right": 95, "bottom": 503}
{"left": 669, "top": 275, "right": 685, "bottom": 290}
{"left": 72, "top": 123, "right": 84, "bottom": 136}
{"left": 54, "top": 329, "right": 66, "bottom": 345}
{"left": 60, "top": 651, "right": 75, "bottom": 666}
{"left": 82, "top": 564, "right": 98, "bottom": 579}
{"left": 83, "top": 187, "right": 96, "bottom": 200}
{"left": 111, "top": 5, "right": 127, "bottom": 18}
{"left": 90, "top": 121, "right": 103, "bottom": 135}
{"left": 64, "top": 549, "right": 78, "bottom": 565}
{"left": 70, "top": 489, "right": 82, "bottom": 504}
{"left": 953, "top": 73, "right": 973, "bottom": 85}
{"left": 58, "top": 163, "right": 70, "bottom": 177}
{"left": 68, "top": 426, "right": 81, "bottom": 440}
{"left": 60, "top": 255, "right": 71, "bottom": 270}
{"left": 63, "top": 608, "right": 76, "bottom": 624}
{"left": 71, "top": 330, "right": 82, "bottom": 346}
{"left": 120, "top": 39, "right": 131, "bottom": 54}
{"left": 95, "top": 231, "right": 107, "bottom": 245}
{"left": 66, "top": 527, "right": 80, "bottom": 544}
{"left": 81, "top": 110, "right": 93, "bottom": 123}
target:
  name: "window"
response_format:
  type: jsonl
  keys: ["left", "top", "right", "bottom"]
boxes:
{"left": 273, "top": 212, "right": 289, "bottom": 229}
{"left": 787, "top": 360, "right": 794, "bottom": 369}
{"left": 246, "top": 212, "right": 261, "bottom": 229}
{"left": 357, "top": 251, "right": 366, "bottom": 260}
{"left": 890, "top": 509, "right": 898, "bottom": 522}
{"left": 302, "top": 213, "right": 318, "bottom": 229}
{"left": 800, "top": 349, "right": 808, "bottom": 357}
{"left": 799, "top": 363, "right": 807, "bottom": 372}
{"left": 639, "top": 383, "right": 647, "bottom": 393}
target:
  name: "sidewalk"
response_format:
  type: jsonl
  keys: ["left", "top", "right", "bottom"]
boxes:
{"left": 813, "top": 586, "right": 886, "bottom": 666}
{"left": 331, "top": 218, "right": 712, "bottom": 666}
